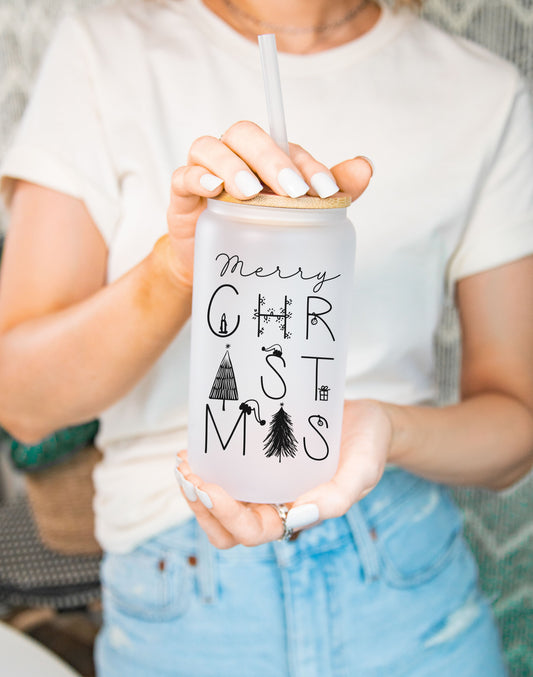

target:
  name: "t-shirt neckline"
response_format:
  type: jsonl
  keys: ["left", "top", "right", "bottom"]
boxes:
{"left": 178, "top": 0, "right": 416, "bottom": 75}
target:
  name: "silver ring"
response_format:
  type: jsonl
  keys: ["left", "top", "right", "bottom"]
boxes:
{"left": 271, "top": 503, "right": 293, "bottom": 541}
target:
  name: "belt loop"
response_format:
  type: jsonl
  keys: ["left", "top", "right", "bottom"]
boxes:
{"left": 196, "top": 521, "right": 217, "bottom": 604}
{"left": 345, "top": 503, "right": 381, "bottom": 582}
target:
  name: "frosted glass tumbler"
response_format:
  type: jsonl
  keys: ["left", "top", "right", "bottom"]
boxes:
{"left": 188, "top": 192, "right": 355, "bottom": 503}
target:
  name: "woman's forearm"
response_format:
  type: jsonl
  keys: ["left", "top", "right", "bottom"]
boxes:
{"left": 0, "top": 236, "right": 191, "bottom": 442}
{"left": 385, "top": 393, "right": 533, "bottom": 490}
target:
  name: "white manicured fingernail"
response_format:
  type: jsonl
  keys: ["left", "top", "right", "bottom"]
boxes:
{"left": 176, "top": 469, "right": 197, "bottom": 502}
{"left": 196, "top": 487, "right": 213, "bottom": 509}
{"left": 174, "top": 466, "right": 182, "bottom": 483}
{"left": 181, "top": 477, "right": 198, "bottom": 502}
{"left": 278, "top": 168, "right": 309, "bottom": 198}
{"left": 310, "top": 172, "right": 339, "bottom": 198}
{"left": 200, "top": 173, "right": 224, "bottom": 191}
{"left": 235, "top": 170, "right": 262, "bottom": 197}
{"left": 286, "top": 504, "right": 320, "bottom": 531}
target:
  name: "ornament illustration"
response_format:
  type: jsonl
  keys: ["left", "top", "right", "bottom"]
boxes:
{"left": 263, "top": 403, "right": 298, "bottom": 462}
{"left": 303, "top": 415, "right": 329, "bottom": 461}
{"left": 306, "top": 296, "right": 335, "bottom": 341}
{"left": 209, "top": 345, "right": 238, "bottom": 411}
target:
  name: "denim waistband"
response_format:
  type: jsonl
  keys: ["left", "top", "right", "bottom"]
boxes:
{"left": 185, "top": 500, "right": 383, "bottom": 604}
{"left": 158, "top": 467, "right": 434, "bottom": 554}
{"left": 159, "top": 467, "right": 438, "bottom": 601}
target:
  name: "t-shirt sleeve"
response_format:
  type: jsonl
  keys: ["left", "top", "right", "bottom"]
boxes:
{"left": 0, "top": 15, "right": 120, "bottom": 244}
{"left": 448, "top": 74, "right": 533, "bottom": 283}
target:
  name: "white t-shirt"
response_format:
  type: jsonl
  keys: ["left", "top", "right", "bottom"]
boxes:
{"left": 2, "top": 0, "right": 533, "bottom": 553}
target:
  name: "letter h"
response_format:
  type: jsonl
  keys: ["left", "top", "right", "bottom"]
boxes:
{"left": 253, "top": 294, "right": 292, "bottom": 339}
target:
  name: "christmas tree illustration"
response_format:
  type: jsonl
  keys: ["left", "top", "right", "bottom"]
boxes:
{"left": 209, "top": 346, "right": 238, "bottom": 411}
{"left": 263, "top": 404, "right": 298, "bottom": 462}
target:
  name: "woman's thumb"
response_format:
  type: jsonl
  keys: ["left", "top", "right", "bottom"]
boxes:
{"left": 330, "top": 156, "right": 374, "bottom": 200}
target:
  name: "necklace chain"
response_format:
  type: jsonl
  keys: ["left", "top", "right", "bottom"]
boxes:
{"left": 221, "top": 0, "right": 371, "bottom": 35}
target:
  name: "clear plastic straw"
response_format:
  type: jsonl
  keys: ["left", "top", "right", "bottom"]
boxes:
{"left": 258, "top": 34, "right": 290, "bottom": 155}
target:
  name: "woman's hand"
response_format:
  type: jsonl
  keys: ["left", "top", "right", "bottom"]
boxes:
{"left": 164, "top": 120, "right": 373, "bottom": 288}
{"left": 175, "top": 399, "right": 390, "bottom": 548}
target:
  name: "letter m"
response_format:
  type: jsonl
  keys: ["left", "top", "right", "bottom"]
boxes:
{"left": 205, "top": 404, "right": 247, "bottom": 455}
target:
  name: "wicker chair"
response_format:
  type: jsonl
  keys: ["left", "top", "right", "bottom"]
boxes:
{"left": 0, "top": 237, "right": 101, "bottom": 612}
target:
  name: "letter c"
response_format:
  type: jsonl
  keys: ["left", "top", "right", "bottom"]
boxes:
{"left": 207, "top": 284, "right": 240, "bottom": 337}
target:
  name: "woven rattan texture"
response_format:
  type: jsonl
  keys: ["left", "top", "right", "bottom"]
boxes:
{"left": 0, "top": 497, "right": 100, "bottom": 609}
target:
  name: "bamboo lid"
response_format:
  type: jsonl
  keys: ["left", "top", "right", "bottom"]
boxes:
{"left": 215, "top": 190, "right": 351, "bottom": 209}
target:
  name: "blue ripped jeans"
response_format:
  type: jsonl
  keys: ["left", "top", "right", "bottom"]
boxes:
{"left": 95, "top": 469, "right": 507, "bottom": 677}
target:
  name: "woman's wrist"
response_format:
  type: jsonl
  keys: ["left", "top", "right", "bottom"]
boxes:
{"left": 151, "top": 234, "right": 194, "bottom": 295}
{"left": 378, "top": 400, "right": 414, "bottom": 466}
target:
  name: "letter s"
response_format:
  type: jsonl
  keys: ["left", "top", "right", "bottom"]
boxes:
{"left": 303, "top": 415, "right": 329, "bottom": 461}
{"left": 260, "top": 354, "right": 287, "bottom": 400}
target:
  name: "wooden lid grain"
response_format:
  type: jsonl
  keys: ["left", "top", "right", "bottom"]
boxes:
{"left": 215, "top": 190, "right": 351, "bottom": 209}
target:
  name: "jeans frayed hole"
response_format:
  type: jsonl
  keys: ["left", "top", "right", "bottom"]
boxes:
{"left": 422, "top": 590, "right": 482, "bottom": 648}
{"left": 362, "top": 470, "right": 422, "bottom": 522}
